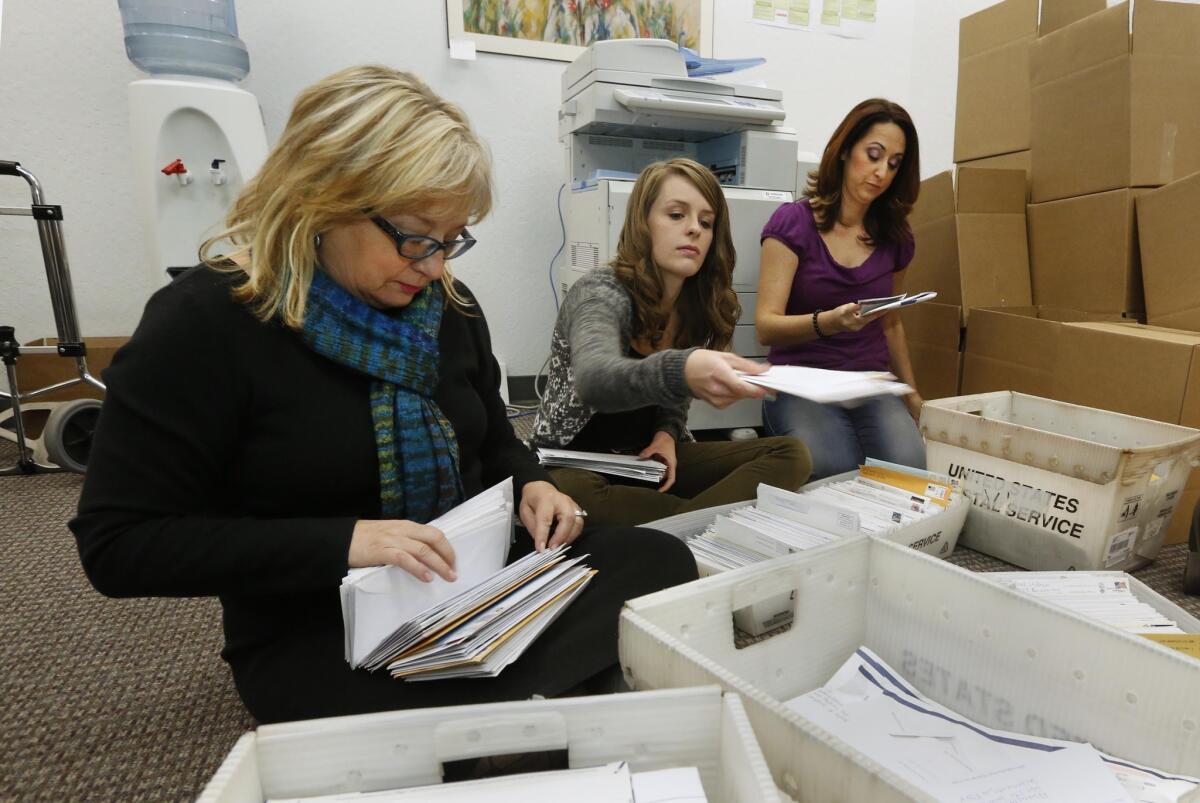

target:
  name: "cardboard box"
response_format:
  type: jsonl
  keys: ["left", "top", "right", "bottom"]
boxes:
{"left": 1027, "top": 188, "right": 1148, "bottom": 316}
{"left": 922, "top": 391, "right": 1200, "bottom": 570}
{"left": 620, "top": 536, "right": 1200, "bottom": 801}
{"left": 14, "top": 337, "right": 125, "bottom": 402}
{"left": 902, "top": 301, "right": 963, "bottom": 401}
{"left": 1057, "top": 321, "right": 1200, "bottom": 425}
{"left": 956, "top": 149, "right": 1031, "bottom": 199}
{"left": 963, "top": 309, "right": 1198, "bottom": 422}
{"left": 961, "top": 306, "right": 1071, "bottom": 399}
{"left": 905, "top": 168, "right": 1032, "bottom": 324}
{"left": 953, "top": 0, "right": 1038, "bottom": 163}
{"left": 1038, "top": 0, "right": 1105, "bottom": 36}
{"left": 1030, "top": 0, "right": 1200, "bottom": 203}
{"left": 1136, "top": 169, "right": 1200, "bottom": 332}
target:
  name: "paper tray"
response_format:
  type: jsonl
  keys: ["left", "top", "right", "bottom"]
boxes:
{"left": 619, "top": 535, "right": 1200, "bottom": 802}
{"left": 197, "top": 686, "right": 779, "bottom": 802}
{"left": 643, "top": 471, "right": 968, "bottom": 574}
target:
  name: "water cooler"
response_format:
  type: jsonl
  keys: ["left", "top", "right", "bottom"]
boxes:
{"left": 118, "top": 0, "right": 269, "bottom": 282}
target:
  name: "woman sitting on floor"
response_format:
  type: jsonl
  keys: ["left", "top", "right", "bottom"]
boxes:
{"left": 529, "top": 158, "right": 812, "bottom": 527}
{"left": 70, "top": 66, "right": 698, "bottom": 724}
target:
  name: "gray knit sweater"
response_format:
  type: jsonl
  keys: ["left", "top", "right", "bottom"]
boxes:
{"left": 530, "top": 266, "right": 697, "bottom": 448}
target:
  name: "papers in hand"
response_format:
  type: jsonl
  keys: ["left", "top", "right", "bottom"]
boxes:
{"left": 784, "top": 647, "right": 1199, "bottom": 803}
{"left": 856, "top": 290, "right": 938, "bottom": 316}
{"left": 737, "top": 365, "right": 912, "bottom": 406}
{"left": 538, "top": 447, "right": 666, "bottom": 484}
{"left": 340, "top": 478, "right": 596, "bottom": 680}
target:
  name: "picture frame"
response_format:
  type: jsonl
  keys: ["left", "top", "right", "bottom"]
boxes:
{"left": 446, "top": 0, "right": 714, "bottom": 62}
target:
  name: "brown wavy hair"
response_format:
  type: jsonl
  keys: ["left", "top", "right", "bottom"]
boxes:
{"left": 611, "top": 158, "right": 739, "bottom": 350}
{"left": 805, "top": 98, "right": 920, "bottom": 247}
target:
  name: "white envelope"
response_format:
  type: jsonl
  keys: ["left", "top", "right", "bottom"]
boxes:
{"left": 343, "top": 479, "right": 514, "bottom": 668}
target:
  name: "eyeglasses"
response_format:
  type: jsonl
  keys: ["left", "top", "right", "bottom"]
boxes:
{"left": 371, "top": 216, "right": 476, "bottom": 261}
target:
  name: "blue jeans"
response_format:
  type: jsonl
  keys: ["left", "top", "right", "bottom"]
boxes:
{"left": 762, "top": 393, "right": 926, "bottom": 481}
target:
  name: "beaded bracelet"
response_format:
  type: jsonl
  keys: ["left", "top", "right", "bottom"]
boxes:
{"left": 812, "top": 308, "right": 829, "bottom": 339}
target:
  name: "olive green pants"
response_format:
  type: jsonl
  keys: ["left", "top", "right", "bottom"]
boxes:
{"left": 549, "top": 435, "right": 812, "bottom": 528}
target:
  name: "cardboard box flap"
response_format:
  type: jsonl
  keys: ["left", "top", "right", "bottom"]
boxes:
{"left": 905, "top": 215, "right": 962, "bottom": 307}
{"left": 1039, "top": 0, "right": 1106, "bottom": 36}
{"left": 961, "top": 307, "right": 1061, "bottom": 398}
{"left": 1135, "top": 172, "right": 1200, "bottom": 329}
{"left": 1036, "top": 307, "right": 1127, "bottom": 323}
{"left": 1031, "top": 2, "right": 1129, "bottom": 86}
{"left": 1027, "top": 189, "right": 1143, "bottom": 314}
{"left": 902, "top": 300, "right": 962, "bottom": 346}
{"left": 1134, "top": 0, "right": 1200, "bottom": 56}
{"left": 1056, "top": 323, "right": 1197, "bottom": 423}
{"left": 960, "top": 0, "right": 1038, "bottom": 57}
{"left": 955, "top": 168, "right": 1027, "bottom": 214}
{"left": 1183, "top": 352, "right": 1200, "bottom": 428}
{"left": 904, "top": 302, "right": 963, "bottom": 401}
{"left": 1065, "top": 321, "right": 1200, "bottom": 346}
{"left": 909, "top": 171, "right": 955, "bottom": 228}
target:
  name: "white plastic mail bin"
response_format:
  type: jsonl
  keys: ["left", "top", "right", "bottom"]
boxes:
{"left": 644, "top": 472, "right": 969, "bottom": 578}
{"left": 197, "top": 686, "right": 779, "bottom": 802}
{"left": 619, "top": 535, "right": 1200, "bottom": 802}
{"left": 643, "top": 473, "right": 968, "bottom": 635}
{"left": 920, "top": 391, "right": 1200, "bottom": 570}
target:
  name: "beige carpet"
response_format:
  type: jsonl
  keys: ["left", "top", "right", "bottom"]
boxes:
{"left": 0, "top": 444, "right": 253, "bottom": 802}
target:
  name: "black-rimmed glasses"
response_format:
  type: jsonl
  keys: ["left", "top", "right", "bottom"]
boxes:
{"left": 371, "top": 216, "right": 476, "bottom": 261}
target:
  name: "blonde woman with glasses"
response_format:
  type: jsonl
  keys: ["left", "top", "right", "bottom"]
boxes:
{"left": 71, "top": 66, "right": 697, "bottom": 723}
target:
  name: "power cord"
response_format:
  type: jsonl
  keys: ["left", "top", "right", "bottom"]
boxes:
{"left": 548, "top": 182, "right": 566, "bottom": 311}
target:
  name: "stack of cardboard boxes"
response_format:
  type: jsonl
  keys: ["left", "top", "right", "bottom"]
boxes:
{"left": 905, "top": 0, "right": 1200, "bottom": 544}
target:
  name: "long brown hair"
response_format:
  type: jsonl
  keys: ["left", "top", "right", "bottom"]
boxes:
{"left": 805, "top": 98, "right": 920, "bottom": 247}
{"left": 200, "top": 65, "right": 492, "bottom": 327}
{"left": 611, "top": 158, "right": 739, "bottom": 350}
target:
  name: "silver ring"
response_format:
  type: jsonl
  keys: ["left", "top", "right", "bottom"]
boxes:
{"left": 574, "top": 509, "right": 587, "bottom": 518}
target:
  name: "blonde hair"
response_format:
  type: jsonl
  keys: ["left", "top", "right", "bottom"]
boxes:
{"left": 611, "top": 158, "right": 739, "bottom": 350}
{"left": 201, "top": 65, "right": 493, "bottom": 327}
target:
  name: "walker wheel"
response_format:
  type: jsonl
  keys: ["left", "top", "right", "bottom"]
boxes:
{"left": 42, "top": 398, "right": 102, "bottom": 473}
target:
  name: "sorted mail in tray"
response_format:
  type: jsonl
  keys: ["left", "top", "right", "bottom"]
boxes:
{"left": 784, "top": 647, "right": 1199, "bottom": 803}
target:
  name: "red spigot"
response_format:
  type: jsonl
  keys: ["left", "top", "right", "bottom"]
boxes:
{"left": 161, "top": 159, "right": 193, "bottom": 186}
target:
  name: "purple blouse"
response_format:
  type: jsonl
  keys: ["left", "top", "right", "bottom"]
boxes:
{"left": 761, "top": 199, "right": 915, "bottom": 371}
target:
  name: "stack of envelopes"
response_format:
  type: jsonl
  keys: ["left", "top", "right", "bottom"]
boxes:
{"left": 341, "top": 478, "right": 596, "bottom": 680}
{"left": 537, "top": 448, "right": 666, "bottom": 483}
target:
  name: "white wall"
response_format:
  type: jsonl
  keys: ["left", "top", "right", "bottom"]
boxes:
{"left": 0, "top": 1, "right": 998, "bottom": 382}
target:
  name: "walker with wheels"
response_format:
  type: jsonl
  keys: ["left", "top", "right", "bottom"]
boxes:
{"left": 1, "top": 160, "right": 106, "bottom": 475}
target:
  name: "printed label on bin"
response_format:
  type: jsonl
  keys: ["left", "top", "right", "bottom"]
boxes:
{"left": 1104, "top": 525, "right": 1139, "bottom": 567}
{"left": 1118, "top": 494, "right": 1143, "bottom": 523}
{"left": 947, "top": 462, "right": 1086, "bottom": 539}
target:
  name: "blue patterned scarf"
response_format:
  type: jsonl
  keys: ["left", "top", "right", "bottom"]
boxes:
{"left": 300, "top": 269, "right": 463, "bottom": 523}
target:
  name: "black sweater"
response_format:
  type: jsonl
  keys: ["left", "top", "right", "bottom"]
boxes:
{"left": 71, "top": 266, "right": 548, "bottom": 665}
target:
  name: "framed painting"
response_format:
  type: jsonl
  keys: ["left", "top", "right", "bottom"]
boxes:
{"left": 446, "top": 0, "right": 714, "bottom": 61}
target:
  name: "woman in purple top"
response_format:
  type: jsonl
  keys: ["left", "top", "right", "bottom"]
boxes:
{"left": 756, "top": 98, "right": 925, "bottom": 480}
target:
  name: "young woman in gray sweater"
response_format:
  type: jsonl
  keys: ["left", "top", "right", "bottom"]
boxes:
{"left": 530, "top": 158, "right": 812, "bottom": 526}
